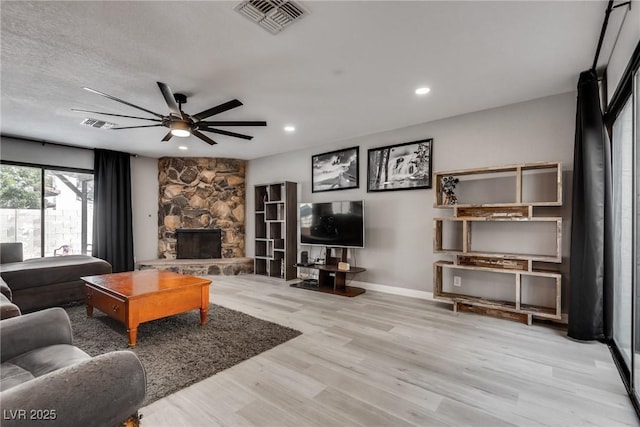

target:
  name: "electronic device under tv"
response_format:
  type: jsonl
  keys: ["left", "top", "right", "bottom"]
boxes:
{"left": 299, "top": 201, "right": 365, "bottom": 248}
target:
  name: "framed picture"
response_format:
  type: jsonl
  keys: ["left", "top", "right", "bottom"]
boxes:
{"left": 312, "top": 146, "right": 359, "bottom": 193}
{"left": 367, "top": 138, "right": 433, "bottom": 192}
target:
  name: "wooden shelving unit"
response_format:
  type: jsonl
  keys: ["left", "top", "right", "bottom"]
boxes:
{"left": 433, "top": 161, "right": 562, "bottom": 208}
{"left": 254, "top": 181, "right": 297, "bottom": 280}
{"left": 432, "top": 162, "right": 562, "bottom": 324}
{"left": 433, "top": 216, "right": 562, "bottom": 263}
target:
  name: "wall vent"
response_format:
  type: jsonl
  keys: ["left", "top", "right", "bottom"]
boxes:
{"left": 235, "top": 0, "right": 307, "bottom": 34}
{"left": 81, "top": 118, "right": 116, "bottom": 129}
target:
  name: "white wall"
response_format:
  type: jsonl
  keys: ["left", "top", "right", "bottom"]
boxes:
{"left": 248, "top": 92, "right": 576, "bottom": 305}
{"left": 606, "top": 0, "right": 639, "bottom": 102}
{"left": 0, "top": 137, "right": 93, "bottom": 169}
{"left": 130, "top": 156, "right": 159, "bottom": 262}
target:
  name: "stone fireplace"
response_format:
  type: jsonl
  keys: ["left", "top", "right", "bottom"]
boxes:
{"left": 158, "top": 157, "right": 246, "bottom": 260}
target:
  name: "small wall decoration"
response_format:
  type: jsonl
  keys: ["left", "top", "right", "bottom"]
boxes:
{"left": 312, "top": 146, "right": 359, "bottom": 193}
{"left": 441, "top": 175, "right": 459, "bottom": 205}
{"left": 367, "top": 138, "right": 433, "bottom": 192}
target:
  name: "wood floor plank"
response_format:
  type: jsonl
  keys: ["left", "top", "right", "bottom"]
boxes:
{"left": 225, "top": 358, "right": 358, "bottom": 426}
{"left": 303, "top": 362, "right": 445, "bottom": 425}
{"left": 313, "top": 387, "right": 416, "bottom": 427}
{"left": 230, "top": 356, "right": 326, "bottom": 400}
{"left": 235, "top": 398, "right": 309, "bottom": 427}
{"left": 140, "top": 275, "right": 639, "bottom": 426}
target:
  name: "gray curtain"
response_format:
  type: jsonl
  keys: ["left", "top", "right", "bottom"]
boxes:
{"left": 92, "top": 149, "right": 135, "bottom": 273}
{"left": 568, "top": 69, "right": 613, "bottom": 341}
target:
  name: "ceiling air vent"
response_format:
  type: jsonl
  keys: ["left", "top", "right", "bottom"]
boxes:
{"left": 81, "top": 118, "right": 116, "bottom": 129}
{"left": 235, "top": 0, "right": 307, "bottom": 34}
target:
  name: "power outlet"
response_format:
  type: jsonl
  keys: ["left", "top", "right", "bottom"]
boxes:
{"left": 453, "top": 276, "right": 462, "bottom": 287}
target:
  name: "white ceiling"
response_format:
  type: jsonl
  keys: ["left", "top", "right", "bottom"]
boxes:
{"left": 1, "top": 1, "right": 607, "bottom": 160}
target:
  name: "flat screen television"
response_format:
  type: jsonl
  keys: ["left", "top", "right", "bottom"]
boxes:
{"left": 299, "top": 201, "right": 364, "bottom": 248}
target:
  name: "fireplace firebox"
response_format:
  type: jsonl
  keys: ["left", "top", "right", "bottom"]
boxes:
{"left": 176, "top": 229, "right": 222, "bottom": 259}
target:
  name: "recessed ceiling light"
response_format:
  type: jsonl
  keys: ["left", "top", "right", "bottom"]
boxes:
{"left": 415, "top": 87, "right": 431, "bottom": 95}
{"left": 178, "top": 146, "right": 188, "bottom": 150}
{"left": 284, "top": 125, "right": 296, "bottom": 132}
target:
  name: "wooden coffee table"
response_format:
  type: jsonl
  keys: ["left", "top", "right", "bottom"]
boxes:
{"left": 81, "top": 270, "right": 211, "bottom": 347}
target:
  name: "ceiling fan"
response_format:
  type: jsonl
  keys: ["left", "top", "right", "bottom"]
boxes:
{"left": 72, "top": 82, "right": 267, "bottom": 145}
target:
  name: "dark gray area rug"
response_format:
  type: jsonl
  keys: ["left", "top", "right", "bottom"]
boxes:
{"left": 65, "top": 304, "right": 301, "bottom": 406}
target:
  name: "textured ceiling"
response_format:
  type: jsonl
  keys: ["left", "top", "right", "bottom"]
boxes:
{"left": 1, "top": 1, "right": 607, "bottom": 159}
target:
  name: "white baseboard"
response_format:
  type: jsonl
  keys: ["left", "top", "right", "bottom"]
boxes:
{"left": 349, "top": 280, "right": 434, "bottom": 300}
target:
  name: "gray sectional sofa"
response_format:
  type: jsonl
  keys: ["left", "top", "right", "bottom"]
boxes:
{"left": 0, "top": 243, "right": 111, "bottom": 312}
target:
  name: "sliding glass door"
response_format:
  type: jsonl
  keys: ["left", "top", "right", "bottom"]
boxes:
{"left": 634, "top": 67, "right": 640, "bottom": 404}
{"left": 610, "top": 58, "right": 640, "bottom": 412}
{"left": 612, "top": 96, "right": 633, "bottom": 372}
{"left": 0, "top": 164, "right": 42, "bottom": 259}
{"left": 43, "top": 170, "right": 94, "bottom": 256}
{"left": 0, "top": 162, "right": 93, "bottom": 258}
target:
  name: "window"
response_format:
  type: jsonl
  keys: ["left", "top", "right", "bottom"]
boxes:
{"left": 633, "top": 66, "right": 640, "bottom": 404}
{"left": 0, "top": 163, "right": 93, "bottom": 258}
{"left": 612, "top": 96, "right": 633, "bottom": 369}
{"left": 607, "top": 45, "right": 640, "bottom": 413}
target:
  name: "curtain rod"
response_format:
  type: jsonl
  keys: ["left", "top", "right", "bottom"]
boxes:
{"left": 0, "top": 134, "right": 138, "bottom": 157}
{"left": 592, "top": 0, "right": 631, "bottom": 72}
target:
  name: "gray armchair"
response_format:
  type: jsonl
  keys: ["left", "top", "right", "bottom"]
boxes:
{"left": 0, "top": 308, "right": 146, "bottom": 426}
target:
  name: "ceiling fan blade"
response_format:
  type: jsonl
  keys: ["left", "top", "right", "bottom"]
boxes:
{"left": 161, "top": 132, "right": 173, "bottom": 142}
{"left": 193, "top": 99, "right": 243, "bottom": 121}
{"left": 83, "top": 87, "right": 164, "bottom": 119}
{"left": 198, "top": 127, "right": 253, "bottom": 140}
{"left": 71, "top": 108, "right": 162, "bottom": 122}
{"left": 192, "top": 130, "right": 217, "bottom": 145}
{"left": 197, "top": 120, "right": 267, "bottom": 127}
{"left": 111, "top": 124, "right": 164, "bottom": 130}
{"left": 157, "top": 82, "right": 182, "bottom": 117}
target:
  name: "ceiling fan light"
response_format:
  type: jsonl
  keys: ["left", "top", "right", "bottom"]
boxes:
{"left": 170, "top": 121, "right": 191, "bottom": 137}
{"left": 171, "top": 129, "right": 191, "bottom": 137}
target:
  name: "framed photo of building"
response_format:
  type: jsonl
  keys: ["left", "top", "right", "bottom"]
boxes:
{"left": 312, "top": 146, "right": 359, "bottom": 193}
{"left": 367, "top": 138, "right": 433, "bottom": 192}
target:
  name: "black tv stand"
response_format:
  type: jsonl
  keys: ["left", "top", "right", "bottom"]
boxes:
{"left": 291, "top": 247, "right": 366, "bottom": 297}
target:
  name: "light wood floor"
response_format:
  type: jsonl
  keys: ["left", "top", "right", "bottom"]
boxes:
{"left": 141, "top": 275, "right": 639, "bottom": 426}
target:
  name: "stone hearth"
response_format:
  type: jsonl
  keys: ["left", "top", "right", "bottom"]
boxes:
{"left": 136, "top": 258, "right": 254, "bottom": 276}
